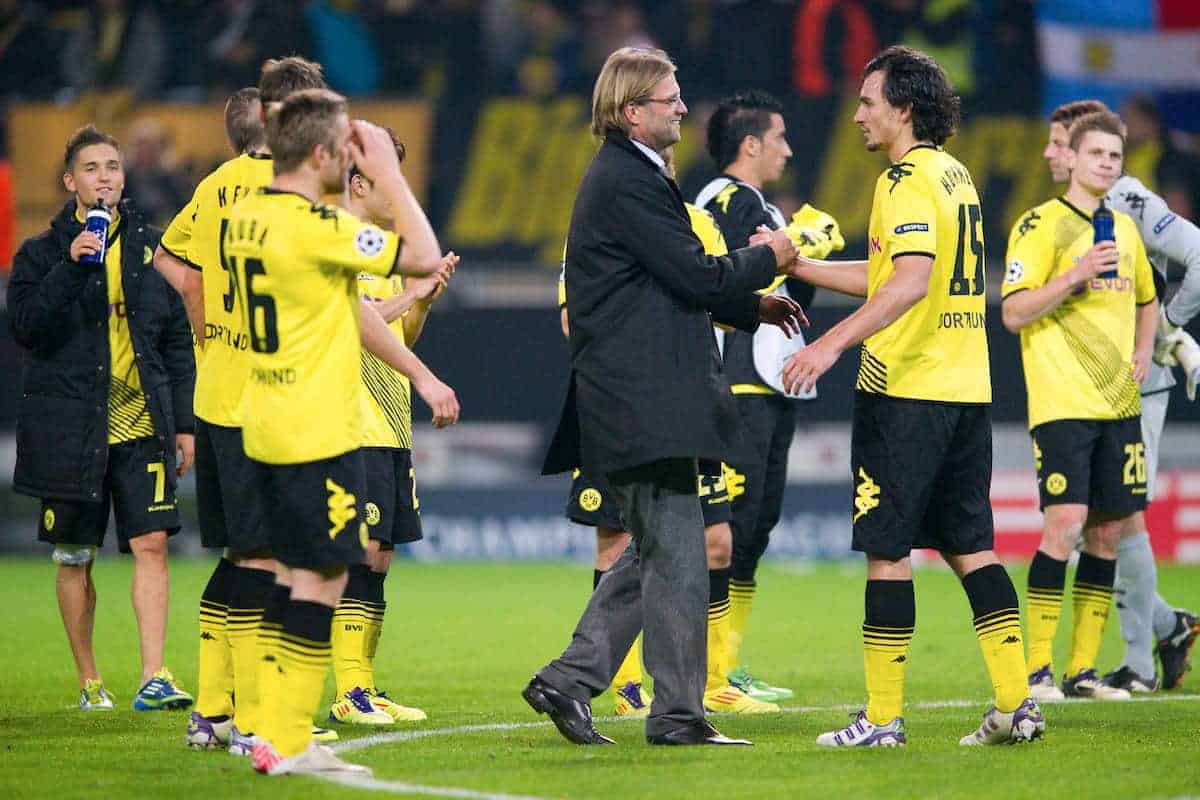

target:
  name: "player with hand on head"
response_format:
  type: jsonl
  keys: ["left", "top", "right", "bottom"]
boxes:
{"left": 329, "top": 126, "right": 458, "bottom": 727}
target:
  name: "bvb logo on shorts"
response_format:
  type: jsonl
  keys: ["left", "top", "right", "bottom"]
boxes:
{"left": 579, "top": 488, "right": 602, "bottom": 513}
{"left": 43, "top": 508, "right": 55, "bottom": 531}
{"left": 1046, "top": 473, "right": 1068, "bottom": 496}
{"left": 365, "top": 502, "right": 381, "bottom": 527}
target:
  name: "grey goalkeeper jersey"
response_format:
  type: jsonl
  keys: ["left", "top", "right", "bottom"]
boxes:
{"left": 1107, "top": 174, "right": 1200, "bottom": 394}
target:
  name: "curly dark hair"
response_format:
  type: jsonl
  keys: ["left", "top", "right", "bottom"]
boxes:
{"left": 863, "top": 46, "right": 960, "bottom": 146}
{"left": 706, "top": 89, "right": 784, "bottom": 171}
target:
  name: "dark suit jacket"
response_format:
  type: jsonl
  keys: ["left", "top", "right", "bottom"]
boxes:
{"left": 543, "top": 133, "right": 778, "bottom": 477}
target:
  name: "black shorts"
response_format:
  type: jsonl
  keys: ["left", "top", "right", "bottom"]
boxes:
{"left": 566, "top": 460, "right": 730, "bottom": 530}
{"left": 38, "top": 437, "right": 180, "bottom": 554}
{"left": 361, "top": 447, "right": 423, "bottom": 549}
{"left": 1030, "top": 417, "right": 1148, "bottom": 514}
{"left": 194, "top": 420, "right": 268, "bottom": 553}
{"left": 252, "top": 449, "right": 368, "bottom": 571}
{"left": 850, "top": 392, "right": 994, "bottom": 561}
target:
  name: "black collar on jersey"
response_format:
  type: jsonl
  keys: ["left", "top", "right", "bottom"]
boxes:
{"left": 898, "top": 142, "right": 939, "bottom": 160}
{"left": 246, "top": 151, "right": 272, "bottom": 160}
{"left": 1056, "top": 196, "right": 1092, "bottom": 222}
{"left": 260, "top": 187, "right": 315, "bottom": 202}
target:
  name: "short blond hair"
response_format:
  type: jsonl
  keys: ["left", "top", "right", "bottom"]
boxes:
{"left": 590, "top": 47, "right": 676, "bottom": 139}
{"left": 1068, "top": 110, "right": 1127, "bottom": 151}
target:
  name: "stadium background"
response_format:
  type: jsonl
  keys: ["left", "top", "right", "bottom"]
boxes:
{"left": 2, "top": 0, "right": 1200, "bottom": 564}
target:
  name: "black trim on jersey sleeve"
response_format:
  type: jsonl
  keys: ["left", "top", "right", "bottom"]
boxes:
{"left": 891, "top": 250, "right": 936, "bottom": 261}
{"left": 1137, "top": 297, "right": 1157, "bottom": 306}
{"left": 159, "top": 241, "right": 203, "bottom": 272}
{"left": 387, "top": 237, "right": 405, "bottom": 277}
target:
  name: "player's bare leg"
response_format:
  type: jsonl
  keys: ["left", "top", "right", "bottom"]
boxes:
{"left": 56, "top": 560, "right": 101, "bottom": 687}
{"left": 129, "top": 531, "right": 192, "bottom": 710}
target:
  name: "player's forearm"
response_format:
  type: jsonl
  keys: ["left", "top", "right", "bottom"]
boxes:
{"left": 359, "top": 298, "right": 434, "bottom": 383}
{"left": 1001, "top": 268, "right": 1088, "bottom": 332}
{"left": 180, "top": 270, "right": 206, "bottom": 348}
{"left": 1136, "top": 299, "right": 1160, "bottom": 360}
{"left": 152, "top": 245, "right": 190, "bottom": 294}
{"left": 1165, "top": 221, "right": 1200, "bottom": 326}
{"left": 374, "top": 288, "right": 421, "bottom": 324}
{"left": 788, "top": 256, "right": 869, "bottom": 297}
{"left": 380, "top": 174, "right": 440, "bottom": 276}
{"left": 402, "top": 300, "right": 432, "bottom": 346}
{"left": 821, "top": 268, "right": 927, "bottom": 354}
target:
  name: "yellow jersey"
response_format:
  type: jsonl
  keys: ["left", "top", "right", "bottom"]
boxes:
{"left": 860, "top": 144, "right": 991, "bottom": 403}
{"left": 224, "top": 188, "right": 401, "bottom": 464}
{"left": 100, "top": 218, "right": 155, "bottom": 443}
{"left": 358, "top": 273, "right": 413, "bottom": 450}
{"left": 558, "top": 202, "right": 727, "bottom": 305}
{"left": 160, "top": 152, "right": 275, "bottom": 428}
{"left": 1002, "top": 197, "right": 1156, "bottom": 428}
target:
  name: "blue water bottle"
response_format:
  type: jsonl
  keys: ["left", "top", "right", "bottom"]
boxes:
{"left": 1093, "top": 198, "right": 1117, "bottom": 279}
{"left": 79, "top": 200, "right": 111, "bottom": 265}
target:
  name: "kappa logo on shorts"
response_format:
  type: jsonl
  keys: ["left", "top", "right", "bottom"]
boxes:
{"left": 722, "top": 463, "right": 746, "bottom": 502}
{"left": 326, "top": 478, "right": 358, "bottom": 540}
{"left": 854, "top": 467, "right": 880, "bottom": 522}
{"left": 355, "top": 226, "right": 386, "bottom": 258}
{"left": 579, "top": 488, "right": 602, "bottom": 513}
{"left": 1046, "top": 473, "right": 1068, "bottom": 496}
{"left": 365, "top": 502, "right": 381, "bottom": 527}
{"left": 43, "top": 508, "right": 55, "bottom": 531}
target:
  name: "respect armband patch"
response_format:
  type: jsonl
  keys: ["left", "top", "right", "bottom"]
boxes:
{"left": 894, "top": 222, "right": 929, "bottom": 235}
{"left": 1153, "top": 213, "right": 1177, "bottom": 235}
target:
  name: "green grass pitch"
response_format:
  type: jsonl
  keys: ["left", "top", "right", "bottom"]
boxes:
{"left": 1, "top": 558, "right": 1198, "bottom": 799}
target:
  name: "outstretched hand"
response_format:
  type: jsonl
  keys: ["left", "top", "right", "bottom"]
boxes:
{"left": 758, "top": 294, "right": 808, "bottom": 337}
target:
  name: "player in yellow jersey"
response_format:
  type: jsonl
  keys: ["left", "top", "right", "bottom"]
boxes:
{"left": 153, "top": 59, "right": 337, "bottom": 756}
{"left": 229, "top": 89, "right": 448, "bottom": 777}
{"left": 329, "top": 131, "right": 459, "bottom": 726}
{"left": 783, "top": 47, "right": 1043, "bottom": 747}
{"left": 1002, "top": 110, "right": 1158, "bottom": 702}
{"left": 560, "top": 180, "right": 781, "bottom": 718}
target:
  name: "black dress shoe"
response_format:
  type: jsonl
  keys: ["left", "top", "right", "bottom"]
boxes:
{"left": 646, "top": 719, "right": 752, "bottom": 746}
{"left": 522, "top": 676, "right": 614, "bottom": 745}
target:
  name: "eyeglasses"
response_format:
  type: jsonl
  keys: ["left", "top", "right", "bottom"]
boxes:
{"left": 637, "top": 95, "right": 684, "bottom": 108}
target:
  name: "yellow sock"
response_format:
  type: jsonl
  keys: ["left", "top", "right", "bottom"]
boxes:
{"left": 1025, "top": 551, "right": 1067, "bottom": 675}
{"left": 705, "top": 598, "right": 731, "bottom": 695}
{"left": 611, "top": 635, "right": 643, "bottom": 689}
{"left": 863, "top": 624, "right": 913, "bottom": 724}
{"left": 975, "top": 610, "right": 1028, "bottom": 712}
{"left": 1066, "top": 553, "right": 1117, "bottom": 676}
{"left": 331, "top": 599, "right": 369, "bottom": 697}
{"left": 963, "top": 564, "right": 1029, "bottom": 713}
{"left": 728, "top": 578, "right": 756, "bottom": 672}
{"left": 227, "top": 609, "right": 263, "bottom": 735}
{"left": 273, "top": 601, "right": 334, "bottom": 758}
{"left": 361, "top": 600, "right": 385, "bottom": 691}
{"left": 863, "top": 580, "right": 914, "bottom": 725}
{"left": 195, "top": 559, "right": 235, "bottom": 719}
{"left": 256, "top": 584, "right": 289, "bottom": 744}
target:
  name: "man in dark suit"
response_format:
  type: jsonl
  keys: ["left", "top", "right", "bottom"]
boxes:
{"left": 525, "top": 47, "right": 800, "bottom": 747}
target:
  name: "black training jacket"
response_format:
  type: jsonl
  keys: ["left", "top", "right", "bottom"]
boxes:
{"left": 8, "top": 198, "right": 195, "bottom": 501}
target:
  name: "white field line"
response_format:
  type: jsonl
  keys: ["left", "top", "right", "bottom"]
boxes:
{"left": 330, "top": 691, "right": 1200, "bottom": 756}
{"left": 318, "top": 694, "right": 1200, "bottom": 797}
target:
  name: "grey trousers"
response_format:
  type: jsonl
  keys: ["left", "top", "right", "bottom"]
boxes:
{"left": 537, "top": 457, "right": 708, "bottom": 737}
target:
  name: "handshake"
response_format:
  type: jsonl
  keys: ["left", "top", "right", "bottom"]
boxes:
{"left": 750, "top": 204, "right": 845, "bottom": 274}
{"left": 1153, "top": 309, "right": 1200, "bottom": 400}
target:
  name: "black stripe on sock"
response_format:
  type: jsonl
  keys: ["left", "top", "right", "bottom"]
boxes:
{"left": 709, "top": 567, "right": 730, "bottom": 606}
{"left": 284, "top": 599, "right": 335, "bottom": 646}
{"left": 865, "top": 579, "right": 915, "bottom": 630}
{"left": 201, "top": 557, "right": 237, "bottom": 605}
{"left": 1028, "top": 550, "right": 1068, "bottom": 591}
{"left": 1075, "top": 552, "right": 1117, "bottom": 590}
{"left": 961, "top": 563, "right": 1020, "bottom": 622}
{"left": 366, "top": 570, "right": 387, "bottom": 604}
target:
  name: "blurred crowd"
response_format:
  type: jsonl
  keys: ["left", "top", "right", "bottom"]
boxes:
{"left": 0, "top": 0, "right": 1198, "bottom": 227}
